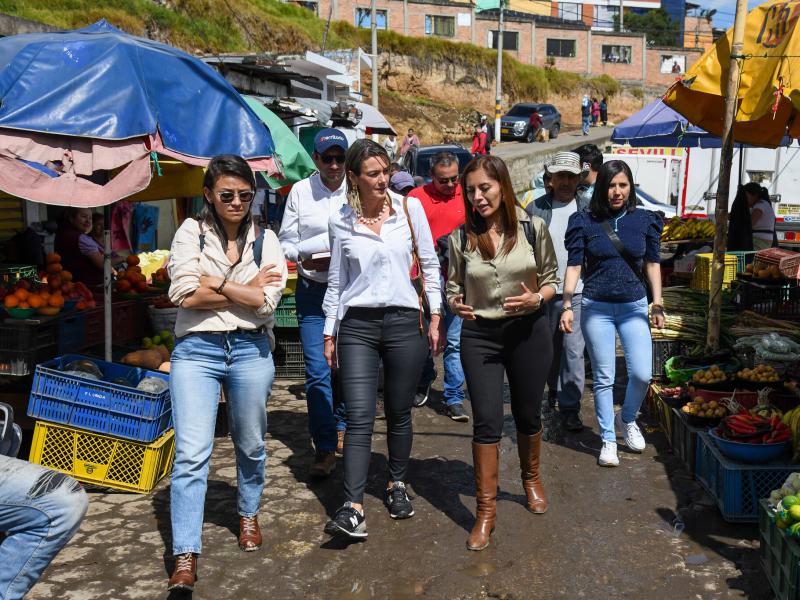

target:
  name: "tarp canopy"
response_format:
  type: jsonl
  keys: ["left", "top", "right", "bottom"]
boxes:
{"left": 243, "top": 96, "right": 316, "bottom": 189}
{"left": 0, "top": 20, "right": 276, "bottom": 164}
{"left": 611, "top": 99, "right": 708, "bottom": 147}
{"left": 664, "top": 0, "right": 800, "bottom": 148}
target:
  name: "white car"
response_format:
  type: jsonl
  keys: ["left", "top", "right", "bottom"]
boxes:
{"left": 635, "top": 187, "right": 677, "bottom": 218}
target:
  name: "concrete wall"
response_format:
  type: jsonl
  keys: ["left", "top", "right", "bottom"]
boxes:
{"left": 0, "top": 13, "right": 57, "bottom": 36}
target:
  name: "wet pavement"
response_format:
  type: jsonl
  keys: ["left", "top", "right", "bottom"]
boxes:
{"left": 26, "top": 373, "right": 772, "bottom": 600}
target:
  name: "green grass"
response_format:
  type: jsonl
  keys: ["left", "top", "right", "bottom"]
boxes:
{"left": 0, "top": 0, "right": 619, "bottom": 101}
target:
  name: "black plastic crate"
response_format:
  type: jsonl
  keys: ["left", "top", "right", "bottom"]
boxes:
{"left": 732, "top": 279, "right": 800, "bottom": 319}
{"left": 273, "top": 329, "right": 304, "bottom": 379}
{"left": 652, "top": 339, "right": 687, "bottom": 382}
{"left": 0, "top": 318, "right": 59, "bottom": 376}
{"left": 57, "top": 312, "right": 86, "bottom": 355}
{"left": 670, "top": 407, "right": 699, "bottom": 475}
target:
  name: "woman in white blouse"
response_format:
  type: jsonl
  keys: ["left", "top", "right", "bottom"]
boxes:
{"left": 166, "top": 155, "right": 287, "bottom": 592}
{"left": 322, "top": 139, "right": 443, "bottom": 540}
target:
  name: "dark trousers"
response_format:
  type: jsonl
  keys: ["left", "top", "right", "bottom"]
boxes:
{"left": 337, "top": 307, "right": 428, "bottom": 504}
{"left": 460, "top": 312, "right": 552, "bottom": 444}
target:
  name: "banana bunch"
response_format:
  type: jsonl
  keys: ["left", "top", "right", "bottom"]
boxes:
{"left": 782, "top": 405, "right": 800, "bottom": 459}
{"left": 661, "top": 217, "right": 716, "bottom": 242}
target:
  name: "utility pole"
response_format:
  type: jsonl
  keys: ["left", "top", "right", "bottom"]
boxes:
{"left": 371, "top": 0, "right": 378, "bottom": 109}
{"left": 619, "top": 0, "right": 624, "bottom": 31}
{"left": 494, "top": 0, "right": 504, "bottom": 143}
{"left": 706, "top": 0, "right": 747, "bottom": 351}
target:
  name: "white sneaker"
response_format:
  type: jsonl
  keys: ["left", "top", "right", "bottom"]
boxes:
{"left": 615, "top": 412, "right": 646, "bottom": 452}
{"left": 598, "top": 441, "right": 619, "bottom": 467}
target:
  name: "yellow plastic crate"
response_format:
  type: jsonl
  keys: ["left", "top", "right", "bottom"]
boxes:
{"left": 691, "top": 253, "right": 738, "bottom": 291}
{"left": 29, "top": 421, "right": 175, "bottom": 494}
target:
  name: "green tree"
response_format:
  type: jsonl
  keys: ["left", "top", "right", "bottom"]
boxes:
{"left": 617, "top": 9, "right": 681, "bottom": 47}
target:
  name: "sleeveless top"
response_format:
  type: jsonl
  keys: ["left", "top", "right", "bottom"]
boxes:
{"left": 752, "top": 198, "right": 776, "bottom": 242}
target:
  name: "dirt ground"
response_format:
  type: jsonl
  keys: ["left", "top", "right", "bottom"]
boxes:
{"left": 25, "top": 360, "right": 772, "bottom": 600}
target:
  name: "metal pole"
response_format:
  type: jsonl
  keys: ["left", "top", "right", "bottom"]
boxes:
{"left": 619, "top": 0, "right": 624, "bottom": 31}
{"left": 371, "top": 0, "right": 378, "bottom": 110}
{"left": 103, "top": 204, "right": 112, "bottom": 362}
{"left": 494, "top": 0, "right": 504, "bottom": 143}
{"left": 706, "top": 0, "right": 747, "bottom": 352}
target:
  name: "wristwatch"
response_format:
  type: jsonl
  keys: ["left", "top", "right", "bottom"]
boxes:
{"left": 534, "top": 292, "right": 545, "bottom": 307}
{"left": 430, "top": 308, "right": 443, "bottom": 316}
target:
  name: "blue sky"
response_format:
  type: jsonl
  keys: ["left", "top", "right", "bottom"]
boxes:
{"left": 692, "top": 0, "right": 764, "bottom": 30}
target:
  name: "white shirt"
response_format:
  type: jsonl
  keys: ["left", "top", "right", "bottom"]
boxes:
{"left": 323, "top": 191, "right": 443, "bottom": 336}
{"left": 168, "top": 219, "right": 288, "bottom": 348}
{"left": 752, "top": 198, "right": 776, "bottom": 242}
{"left": 278, "top": 173, "right": 347, "bottom": 283}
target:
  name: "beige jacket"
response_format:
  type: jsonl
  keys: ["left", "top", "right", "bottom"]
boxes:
{"left": 168, "top": 218, "right": 287, "bottom": 347}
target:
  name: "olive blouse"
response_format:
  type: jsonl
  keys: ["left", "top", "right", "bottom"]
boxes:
{"left": 446, "top": 208, "right": 560, "bottom": 319}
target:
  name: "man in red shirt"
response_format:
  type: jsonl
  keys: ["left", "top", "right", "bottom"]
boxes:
{"left": 407, "top": 152, "right": 468, "bottom": 422}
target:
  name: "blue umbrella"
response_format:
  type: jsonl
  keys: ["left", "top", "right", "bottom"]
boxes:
{"left": 611, "top": 99, "right": 710, "bottom": 148}
{"left": 0, "top": 20, "right": 275, "bottom": 164}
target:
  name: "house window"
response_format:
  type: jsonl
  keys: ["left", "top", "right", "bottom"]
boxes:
{"left": 546, "top": 38, "right": 576, "bottom": 58}
{"left": 425, "top": 15, "right": 455, "bottom": 37}
{"left": 558, "top": 2, "right": 582, "bottom": 22}
{"left": 593, "top": 5, "right": 619, "bottom": 31}
{"left": 489, "top": 30, "right": 519, "bottom": 51}
{"left": 601, "top": 44, "right": 631, "bottom": 63}
{"left": 355, "top": 7, "right": 387, "bottom": 29}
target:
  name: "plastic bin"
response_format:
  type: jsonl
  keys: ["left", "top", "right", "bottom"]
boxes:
{"left": 759, "top": 499, "right": 800, "bottom": 600}
{"left": 727, "top": 251, "right": 758, "bottom": 274}
{"left": 274, "top": 330, "right": 304, "bottom": 379}
{"left": 754, "top": 248, "right": 800, "bottom": 279}
{"left": 652, "top": 339, "right": 687, "bottom": 381}
{"left": 82, "top": 301, "right": 144, "bottom": 348}
{"left": 274, "top": 296, "right": 298, "bottom": 329}
{"left": 147, "top": 306, "right": 177, "bottom": 335}
{"left": 732, "top": 279, "right": 800, "bottom": 319}
{"left": 695, "top": 431, "right": 797, "bottom": 522}
{"left": 57, "top": 311, "right": 86, "bottom": 355}
{"left": 670, "top": 407, "right": 700, "bottom": 475}
{"left": 28, "top": 421, "right": 174, "bottom": 494}
{"left": 648, "top": 389, "right": 673, "bottom": 442}
{"left": 0, "top": 318, "right": 58, "bottom": 376}
{"left": 27, "top": 354, "right": 171, "bottom": 443}
{"left": 691, "top": 253, "right": 738, "bottom": 291}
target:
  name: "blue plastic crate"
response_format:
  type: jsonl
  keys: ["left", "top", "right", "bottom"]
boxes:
{"left": 27, "top": 354, "right": 171, "bottom": 443}
{"left": 695, "top": 432, "right": 797, "bottom": 523}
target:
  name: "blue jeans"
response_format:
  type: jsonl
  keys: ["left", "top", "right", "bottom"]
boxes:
{"left": 581, "top": 297, "right": 652, "bottom": 442}
{"left": 546, "top": 294, "right": 585, "bottom": 413}
{"left": 170, "top": 331, "right": 274, "bottom": 555}
{"left": 419, "top": 302, "right": 465, "bottom": 406}
{"left": 296, "top": 277, "right": 346, "bottom": 453}
{"left": 582, "top": 115, "right": 591, "bottom": 135}
{"left": 0, "top": 456, "right": 88, "bottom": 599}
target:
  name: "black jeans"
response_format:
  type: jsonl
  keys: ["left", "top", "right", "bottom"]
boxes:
{"left": 338, "top": 307, "right": 429, "bottom": 504}
{"left": 460, "top": 312, "right": 552, "bottom": 444}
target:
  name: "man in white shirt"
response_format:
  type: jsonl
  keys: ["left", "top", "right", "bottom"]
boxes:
{"left": 279, "top": 128, "right": 349, "bottom": 478}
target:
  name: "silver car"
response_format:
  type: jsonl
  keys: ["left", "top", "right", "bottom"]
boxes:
{"left": 500, "top": 103, "right": 561, "bottom": 143}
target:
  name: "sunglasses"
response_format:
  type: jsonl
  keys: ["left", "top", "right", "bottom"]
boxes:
{"left": 436, "top": 176, "right": 459, "bottom": 185}
{"left": 216, "top": 190, "right": 255, "bottom": 203}
{"left": 319, "top": 155, "right": 346, "bottom": 165}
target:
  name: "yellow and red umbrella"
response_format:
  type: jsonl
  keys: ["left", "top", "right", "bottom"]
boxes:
{"left": 665, "top": 0, "right": 800, "bottom": 148}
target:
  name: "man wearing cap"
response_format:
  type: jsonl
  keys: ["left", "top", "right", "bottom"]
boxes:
{"left": 526, "top": 151, "right": 589, "bottom": 432}
{"left": 279, "top": 128, "right": 349, "bottom": 478}
{"left": 407, "top": 151, "right": 468, "bottom": 422}
{"left": 389, "top": 171, "right": 416, "bottom": 196}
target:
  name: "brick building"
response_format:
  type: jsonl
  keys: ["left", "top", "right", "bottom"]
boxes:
{"left": 315, "top": 0, "right": 702, "bottom": 89}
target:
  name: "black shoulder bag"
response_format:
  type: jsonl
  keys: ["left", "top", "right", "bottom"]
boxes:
{"left": 599, "top": 220, "right": 653, "bottom": 303}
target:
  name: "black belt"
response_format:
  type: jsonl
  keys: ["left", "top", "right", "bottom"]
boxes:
{"left": 299, "top": 274, "right": 328, "bottom": 287}
{"left": 234, "top": 325, "right": 268, "bottom": 334}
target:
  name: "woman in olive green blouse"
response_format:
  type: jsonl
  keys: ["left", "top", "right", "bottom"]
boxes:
{"left": 447, "top": 155, "right": 559, "bottom": 551}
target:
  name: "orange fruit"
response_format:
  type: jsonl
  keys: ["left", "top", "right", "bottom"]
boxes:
{"left": 60, "top": 270, "right": 73, "bottom": 282}
{"left": 39, "top": 290, "right": 50, "bottom": 300}
{"left": 45, "top": 252, "right": 61, "bottom": 264}
{"left": 14, "top": 288, "right": 28, "bottom": 301}
{"left": 3, "top": 295, "right": 19, "bottom": 308}
{"left": 116, "top": 279, "right": 132, "bottom": 293}
{"left": 18, "top": 302, "right": 29, "bottom": 309}
{"left": 46, "top": 263, "right": 63, "bottom": 274}
{"left": 27, "top": 295, "right": 44, "bottom": 308}
{"left": 48, "top": 294, "right": 64, "bottom": 308}
{"left": 126, "top": 254, "right": 140, "bottom": 266}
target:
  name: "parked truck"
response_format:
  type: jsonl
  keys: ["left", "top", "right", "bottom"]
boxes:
{"left": 608, "top": 144, "right": 800, "bottom": 247}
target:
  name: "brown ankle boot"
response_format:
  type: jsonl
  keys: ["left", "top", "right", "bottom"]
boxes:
{"left": 518, "top": 428, "right": 547, "bottom": 514}
{"left": 239, "top": 516, "right": 262, "bottom": 551}
{"left": 168, "top": 553, "right": 197, "bottom": 591}
{"left": 467, "top": 442, "right": 499, "bottom": 551}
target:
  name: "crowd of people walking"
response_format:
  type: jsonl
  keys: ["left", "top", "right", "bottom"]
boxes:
{"left": 158, "top": 127, "right": 663, "bottom": 592}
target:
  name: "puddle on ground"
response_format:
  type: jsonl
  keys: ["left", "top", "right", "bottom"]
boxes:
{"left": 458, "top": 561, "right": 498, "bottom": 577}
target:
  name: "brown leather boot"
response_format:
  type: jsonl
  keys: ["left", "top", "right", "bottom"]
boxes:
{"left": 467, "top": 442, "right": 499, "bottom": 551}
{"left": 167, "top": 553, "right": 197, "bottom": 591}
{"left": 518, "top": 428, "right": 547, "bottom": 514}
{"left": 239, "top": 516, "right": 262, "bottom": 551}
